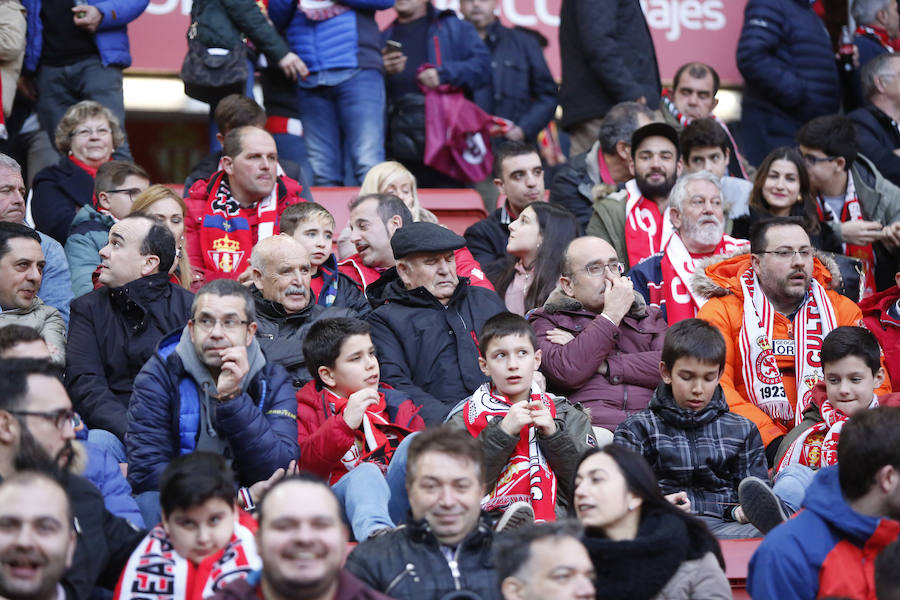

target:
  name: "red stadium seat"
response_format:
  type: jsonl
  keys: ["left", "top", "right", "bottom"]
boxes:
{"left": 721, "top": 537, "right": 762, "bottom": 600}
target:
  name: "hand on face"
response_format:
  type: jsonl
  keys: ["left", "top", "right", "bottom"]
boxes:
{"left": 216, "top": 345, "right": 250, "bottom": 397}
{"left": 600, "top": 272, "right": 634, "bottom": 324}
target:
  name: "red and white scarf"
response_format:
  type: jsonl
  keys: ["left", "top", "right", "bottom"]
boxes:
{"left": 738, "top": 268, "right": 838, "bottom": 425}
{"left": 657, "top": 232, "right": 747, "bottom": 322}
{"left": 660, "top": 89, "right": 749, "bottom": 178}
{"left": 114, "top": 512, "right": 260, "bottom": 600}
{"left": 463, "top": 382, "right": 557, "bottom": 522}
{"left": 325, "top": 389, "right": 413, "bottom": 485}
{"left": 856, "top": 25, "right": 894, "bottom": 52}
{"left": 624, "top": 179, "right": 671, "bottom": 268}
{"left": 816, "top": 174, "right": 876, "bottom": 298}
{"left": 298, "top": 0, "right": 349, "bottom": 20}
{"left": 776, "top": 395, "right": 878, "bottom": 473}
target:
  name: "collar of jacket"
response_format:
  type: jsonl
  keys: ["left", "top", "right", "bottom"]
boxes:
{"left": 377, "top": 270, "right": 472, "bottom": 309}
{"left": 250, "top": 284, "right": 317, "bottom": 322}
{"left": 107, "top": 272, "right": 175, "bottom": 314}
{"left": 649, "top": 382, "right": 729, "bottom": 429}
{"left": 540, "top": 286, "right": 649, "bottom": 319}
{"left": 405, "top": 513, "right": 495, "bottom": 550}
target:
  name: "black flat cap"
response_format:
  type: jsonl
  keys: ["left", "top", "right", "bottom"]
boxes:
{"left": 392, "top": 222, "right": 466, "bottom": 259}
{"left": 630, "top": 122, "right": 680, "bottom": 158}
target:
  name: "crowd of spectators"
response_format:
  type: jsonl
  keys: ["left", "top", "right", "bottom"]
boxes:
{"left": 3, "top": 0, "right": 900, "bottom": 598}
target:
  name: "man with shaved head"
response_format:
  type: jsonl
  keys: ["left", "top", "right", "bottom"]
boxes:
{"left": 249, "top": 234, "right": 354, "bottom": 388}
{"left": 528, "top": 236, "right": 666, "bottom": 434}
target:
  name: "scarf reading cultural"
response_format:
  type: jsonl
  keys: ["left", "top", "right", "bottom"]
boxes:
{"left": 326, "top": 390, "right": 411, "bottom": 485}
{"left": 198, "top": 171, "right": 280, "bottom": 276}
{"left": 738, "top": 269, "right": 837, "bottom": 424}
{"left": 624, "top": 183, "right": 665, "bottom": 269}
{"left": 777, "top": 396, "right": 878, "bottom": 473}
{"left": 816, "top": 175, "right": 876, "bottom": 297}
{"left": 114, "top": 513, "right": 260, "bottom": 600}
{"left": 658, "top": 232, "right": 747, "bottom": 322}
{"left": 856, "top": 25, "right": 894, "bottom": 51}
{"left": 463, "top": 382, "right": 557, "bottom": 522}
{"left": 660, "top": 89, "right": 749, "bottom": 178}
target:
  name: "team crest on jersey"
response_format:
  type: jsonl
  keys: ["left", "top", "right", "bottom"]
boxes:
{"left": 207, "top": 234, "right": 244, "bottom": 273}
{"left": 755, "top": 336, "right": 781, "bottom": 385}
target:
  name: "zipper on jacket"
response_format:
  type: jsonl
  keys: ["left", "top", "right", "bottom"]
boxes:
{"left": 385, "top": 563, "right": 418, "bottom": 594}
{"left": 446, "top": 546, "right": 462, "bottom": 590}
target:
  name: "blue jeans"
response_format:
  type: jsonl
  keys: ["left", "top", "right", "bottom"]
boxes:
{"left": 87, "top": 428, "right": 127, "bottom": 464}
{"left": 773, "top": 463, "right": 816, "bottom": 514}
{"left": 136, "top": 491, "right": 161, "bottom": 528}
{"left": 35, "top": 56, "right": 131, "bottom": 160}
{"left": 332, "top": 432, "right": 417, "bottom": 540}
{"left": 297, "top": 68, "right": 385, "bottom": 185}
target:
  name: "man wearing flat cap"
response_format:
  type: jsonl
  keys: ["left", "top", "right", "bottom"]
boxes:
{"left": 586, "top": 122, "right": 683, "bottom": 271}
{"left": 365, "top": 222, "right": 506, "bottom": 424}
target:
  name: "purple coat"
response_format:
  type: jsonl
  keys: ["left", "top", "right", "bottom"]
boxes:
{"left": 528, "top": 289, "right": 667, "bottom": 431}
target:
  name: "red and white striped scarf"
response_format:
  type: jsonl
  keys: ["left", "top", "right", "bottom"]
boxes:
{"left": 624, "top": 179, "right": 670, "bottom": 268}
{"left": 856, "top": 25, "right": 894, "bottom": 52}
{"left": 463, "top": 382, "right": 557, "bottom": 522}
{"left": 738, "top": 268, "right": 837, "bottom": 425}
{"left": 776, "top": 395, "right": 878, "bottom": 472}
{"left": 816, "top": 174, "right": 876, "bottom": 298}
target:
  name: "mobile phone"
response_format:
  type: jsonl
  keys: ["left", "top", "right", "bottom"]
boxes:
{"left": 383, "top": 40, "right": 403, "bottom": 54}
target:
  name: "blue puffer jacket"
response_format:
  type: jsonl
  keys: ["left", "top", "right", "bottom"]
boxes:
{"left": 126, "top": 329, "right": 299, "bottom": 494}
{"left": 736, "top": 0, "right": 840, "bottom": 164}
{"left": 381, "top": 4, "right": 491, "bottom": 95}
{"left": 80, "top": 441, "right": 145, "bottom": 527}
{"left": 269, "top": 0, "right": 393, "bottom": 74}
{"left": 22, "top": 0, "right": 149, "bottom": 72}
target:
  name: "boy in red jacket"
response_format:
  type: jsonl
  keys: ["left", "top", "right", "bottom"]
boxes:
{"left": 297, "top": 317, "right": 424, "bottom": 540}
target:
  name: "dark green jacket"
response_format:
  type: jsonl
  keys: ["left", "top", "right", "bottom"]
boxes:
{"left": 191, "top": 0, "right": 290, "bottom": 65}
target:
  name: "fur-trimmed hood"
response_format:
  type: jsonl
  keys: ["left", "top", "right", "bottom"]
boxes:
{"left": 690, "top": 247, "right": 844, "bottom": 301}
{"left": 541, "top": 285, "right": 650, "bottom": 319}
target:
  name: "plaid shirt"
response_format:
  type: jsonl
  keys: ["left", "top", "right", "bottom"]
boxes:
{"left": 614, "top": 384, "right": 767, "bottom": 518}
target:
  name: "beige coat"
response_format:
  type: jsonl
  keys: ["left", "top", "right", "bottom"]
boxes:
{"left": 0, "top": 296, "right": 66, "bottom": 363}
{"left": 0, "top": 0, "right": 26, "bottom": 118}
{"left": 653, "top": 552, "right": 732, "bottom": 600}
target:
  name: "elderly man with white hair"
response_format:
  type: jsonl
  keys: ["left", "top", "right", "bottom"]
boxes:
{"left": 249, "top": 234, "right": 354, "bottom": 387}
{"left": 630, "top": 171, "right": 748, "bottom": 322}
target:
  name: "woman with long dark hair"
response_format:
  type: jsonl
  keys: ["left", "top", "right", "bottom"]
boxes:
{"left": 572, "top": 445, "right": 731, "bottom": 600}
{"left": 731, "top": 147, "right": 840, "bottom": 252}
{"left": 489, "top": 202, "right": 579, "bottom": 316}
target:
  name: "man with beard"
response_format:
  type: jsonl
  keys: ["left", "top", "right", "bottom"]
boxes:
{"left": 630, "top": 172, "right": 749, "bottom": 323}
{"left": 586, "top": 123, "right": 683, "bottom": 271}
{"left": 210, "top": 474, "right": 392, "bottom": 600}
{"left": 126, "top": 279, "right": 298, "bottom": 525}
{"left": 695, "top": 218, "right": 891, "bottom": 466}
{"left": 0, "top": 358, "right": 145, "bottom": 600}
{"left": 248, "top": 235, "right": 353, "bottom": 388}
{"left": 0, "top": 473, "right": 76, "bottom": 600}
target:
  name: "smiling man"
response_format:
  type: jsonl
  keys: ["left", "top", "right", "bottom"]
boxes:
{"left": 0, "top": 222, "right": 65, "bottom": 364}
{"left": 186, "top": 126, "right": 304, "bottom": 283}
{"left": 126, "top": 279, "right": 298, "bottom": 524}
{"left": 695, "top": 217, "right": 892, "bottom": 467}
{"left": 366, "top": 222, "right": 505, "bottom": 424}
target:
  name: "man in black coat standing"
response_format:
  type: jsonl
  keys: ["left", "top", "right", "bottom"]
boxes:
{"left": 558, "top": 0, "right": 661, "bottom": 157}
{"left": 849, "top": 53, "right": 900, "bottom": 187}
{"left": 366, "top": 223, "right": 505, "bottom": 424}
{"left": 65, "top": 215, "right": 193, "bottom": 461}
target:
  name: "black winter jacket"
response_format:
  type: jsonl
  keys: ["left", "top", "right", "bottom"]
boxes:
{"left": 558, "top": 0, "right": 660, "bottom": 129}
{"left": 65, "top": 273, "right": 194, "bottom": 440}
{"left": 252, "top": 286, "right": 354, "bottom": 387}
{"left": 365, "top": 270, "right": 506, "bottom": 424}
{"left": 463, "top": 206, "right": 511, "bottom": 272}
{"left": 31, "top": 157, "right": 95, "bottom": 244}
{"left": 345, "top": 516, "right": 501, "bottom": 600}
{"left": 190, "top": 0, "right": 291, "bottom": 65}
{"left": 848, "top": 104, "right": 900, "bottom": 187}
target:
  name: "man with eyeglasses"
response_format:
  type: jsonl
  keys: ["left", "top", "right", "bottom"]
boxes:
{"left": 528, "top": 236, "right": 667, "bottom": 435}
{"left": 0, "top": 358, "right": 145, "bottom": 599}
{"left": 630, "top": 171, "right": 748, "bottom": 323}
{"left": 65, "top": 214, "right": 193, "bottom": 467}
{"left": 127, "top": 278, "right": 298, "bottom": 525}
{"left": 696, "top": 217, "right": 892, "bottom": 467}
{"left": 65, "top": 160, "right": 150, "bottom": 297}
{"left": 796, "top": 114, "right": 900, "bottom": 296}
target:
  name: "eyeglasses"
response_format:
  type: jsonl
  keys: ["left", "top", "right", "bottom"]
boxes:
{"left": 799, "top": 152, "right": 836, "bottom": 166}
{"left": 10, "top": 408, "right": 77, "bottom": 430}
{"left": 192, "top": 317, "right": 251, "bottom": 333}
{"left": 70, "top": 127, "right": 112, "bottom": 138}
{"left": 104, "top": 188, "right": 143, "bottom": 199}
{"left": 577, "top": 262, "right": 626, "bottom": 278}
{"left": 756, "top": 248, "right": 814, "bottom": 260}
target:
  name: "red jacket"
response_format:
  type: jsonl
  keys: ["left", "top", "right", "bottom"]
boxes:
{"left": 338, "top": 248, "right": 495, "bottom": 292}
{"left": 859, "top": 284, "right": 900, "bottom": 389}
{"left": 296, "top": 380, "right": 424, "bottom": 482}
{"left": 185, "top": 171, "right": 303, "bottom": 282}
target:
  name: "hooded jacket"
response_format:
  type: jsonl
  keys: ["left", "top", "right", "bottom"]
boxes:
{"left": 365, "top": 269, "right": 506, "bottom": 424}
{"left": 859, "top": 284, "right": 900, "bottom": 386}
{"left": 0, "top": 296, "right": 65, "bottom": 363}
{"left": 748, "top": 466, "right": 900, "bottom": 600}
{"left": 126, "top": 327, "right": 298, "bottom": 494}
{"left": 65, "top": 203, "right": 115, "bottom": 297}
{"left": 693, "top": 250, "right": 891, "bottom": 447}
{"left": 614, "top": 383, "right": 767, "bottom": 518}
{"left": 528, "top": 288, "right": 667, "bottom": 431}
{"left": 344, "top": 515, "right": 501, "bottom": 600}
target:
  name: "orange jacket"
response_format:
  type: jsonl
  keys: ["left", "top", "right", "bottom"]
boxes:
{"left": 695, "top": 253, "right": 891, "bottom": 447}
